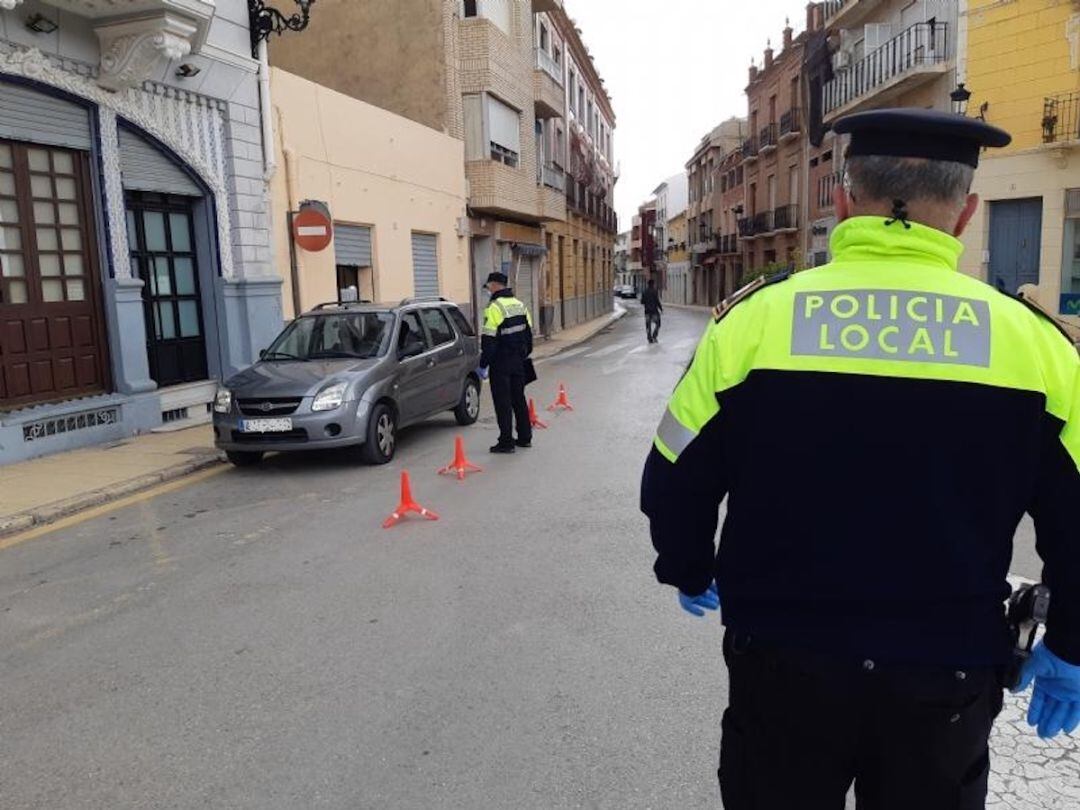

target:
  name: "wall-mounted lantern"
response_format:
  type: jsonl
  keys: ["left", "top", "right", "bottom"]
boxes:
{"left": 248, "top": 0, "right": 316, "bottom": 59}
{"left": 951, "top": 83, "right": 972, "bottom": 116}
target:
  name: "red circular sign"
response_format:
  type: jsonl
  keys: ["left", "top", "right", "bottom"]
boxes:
{"left": 293, "top": 206, "right": 333, "bottom": 252}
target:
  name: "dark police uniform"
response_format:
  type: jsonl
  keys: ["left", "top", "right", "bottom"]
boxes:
{"left": 481, "top": 286, "right": 533, "bottom": 450}
{"left": 641, "top": 110, "right": 1080, "bottom": 809}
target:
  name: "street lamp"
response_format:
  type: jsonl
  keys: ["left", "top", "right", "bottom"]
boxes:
{"left": 248, "top": 0, "right": 317, "bottom": 58}
{"left": 951, "top": 83, "right": 972, "bottom": 116}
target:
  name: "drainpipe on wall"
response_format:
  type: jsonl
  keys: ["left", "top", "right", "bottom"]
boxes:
{"left": 257, "top": 41, "right": 277, "bottom": 180}
{"left": 276, "top": 104, "right": 303, "bottom": 317}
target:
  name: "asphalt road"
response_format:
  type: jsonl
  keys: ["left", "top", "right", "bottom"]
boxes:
{"left": 0, "top": 303, "right": 1072, "bottom": 810}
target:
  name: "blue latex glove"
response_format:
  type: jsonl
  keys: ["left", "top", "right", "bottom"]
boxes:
{"left": 1012, "top": 641, "right": 1080, "bottom": 739}
{"left": 678, "top": 582, "right": 720, "bottom": 618}
{"left": 477, "top": 367, "right": 489, "bottom": 380}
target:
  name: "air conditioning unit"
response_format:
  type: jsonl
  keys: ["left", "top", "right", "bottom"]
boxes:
{"left": 456, "top": 217, "right": 470, "bottom": 238}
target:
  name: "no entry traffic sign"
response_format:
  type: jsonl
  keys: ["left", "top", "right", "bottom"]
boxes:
{"left": 292, "top": 201, "right": 333, "bottom": 252}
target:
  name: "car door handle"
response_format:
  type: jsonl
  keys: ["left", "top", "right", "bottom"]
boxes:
{"left": 426, "top": 359, "right": 437, "bottom": 368}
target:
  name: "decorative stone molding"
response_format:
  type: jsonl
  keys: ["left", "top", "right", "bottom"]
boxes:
{"left": 0, "top": 0, "right": 25, "bottom": 10}
{"left": 0, "top": 45, "right": 237, "bottom": 279}
{"left": 95, "top": 13, "right": 197, "bottom": 92}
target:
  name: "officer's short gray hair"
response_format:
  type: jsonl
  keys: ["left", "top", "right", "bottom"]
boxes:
{"left": 845, "top": 156, "right": 975, "bottom": 205}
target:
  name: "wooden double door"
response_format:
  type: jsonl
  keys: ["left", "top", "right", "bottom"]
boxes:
{"left": 0, "top": 139, "right": 109, "bottom": 410}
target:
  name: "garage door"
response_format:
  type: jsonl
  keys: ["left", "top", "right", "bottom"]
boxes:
{"left": 411, "top": 233, "right": 439, "bottom": 298}
{"left": 515, "top": 257, "right": 535, "bottom": 325}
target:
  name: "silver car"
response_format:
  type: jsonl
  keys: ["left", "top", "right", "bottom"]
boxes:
{"left": 213, "top": 298, "right": 481, "bottom": 466}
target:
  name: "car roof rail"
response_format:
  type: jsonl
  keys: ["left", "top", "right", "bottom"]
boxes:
{"left": 310, "top": 300, "right": 373, "bottom": 311}
{"left": 398, "top": 296, "right": 450, "bottom": 306}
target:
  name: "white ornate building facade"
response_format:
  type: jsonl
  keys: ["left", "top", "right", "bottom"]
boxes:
{"left": 0, "top": 0, "right": 283, "bottom": 462}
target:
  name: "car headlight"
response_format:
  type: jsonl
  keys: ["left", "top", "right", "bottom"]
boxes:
{"left": 312, "top": 382, "right": 348, "bottom": 412}
{"left": 213, "top": 387, "right": 232, "bottom": 414}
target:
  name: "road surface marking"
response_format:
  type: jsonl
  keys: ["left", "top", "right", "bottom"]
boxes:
{"left": 585, "top": 342, "right": 632, "bottom": 359}
{"left": 0, "top": 465, "right": 228, "bottom": 552}
{"left": 547, "top": 346, "right": 591, "bottom": 362}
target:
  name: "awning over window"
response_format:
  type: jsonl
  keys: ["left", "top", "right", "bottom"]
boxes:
{"left": 512, "top": 242, "right": 547, "bottom": 257}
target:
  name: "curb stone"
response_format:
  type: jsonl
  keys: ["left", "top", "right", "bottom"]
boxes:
{"left": 0, "top": 452, "right": 224, "bottom": 539}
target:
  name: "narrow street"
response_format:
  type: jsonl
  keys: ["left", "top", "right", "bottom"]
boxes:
{"left": 0, "top": 305, "right": 1070, "bottom": 810}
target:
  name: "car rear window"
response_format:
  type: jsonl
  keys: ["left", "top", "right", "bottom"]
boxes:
{"left": 420, "top": 308, "right": 455, "bottom": 346}
{"left": 447, "top": 306, "right": 475, "bottom": 337}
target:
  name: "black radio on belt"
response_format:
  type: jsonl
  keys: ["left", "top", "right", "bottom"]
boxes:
{"left": 1005, "top": 583, "right": 1051, "bottom": 691}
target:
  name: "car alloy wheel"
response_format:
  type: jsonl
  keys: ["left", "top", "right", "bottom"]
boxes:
{"left": 377, "top": 412, "right": 395, "bottom": 457}
{"left": 466, "top": 382, "right": 480, "bottom": 419}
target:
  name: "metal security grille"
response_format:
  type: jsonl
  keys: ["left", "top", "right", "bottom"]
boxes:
{"left": 334, "top": 224, "right": 372, "bottom": 267}
{"left": 411, "top": 233, "right": 439, "bottom": 298}
{"left": 118, "top": 127, "right": 201, "bottom": 196}
{"left": 0, "top": 81, "right": 92, "bottom": 151}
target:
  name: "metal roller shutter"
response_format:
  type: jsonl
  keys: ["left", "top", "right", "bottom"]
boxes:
{"left": 515, "top": 257, "right": 535, "bottom": 324}
{"left": 0, "top": 81, "right": 91, "bottom": 150}
{"left": 118, "top": 127, "right": 201, "bottom": 196}
{"left": 411, "top": 233, "right": 439, "bottom": 298}
{"left": 334, "top": 224, "right": 373, "bottom": 266}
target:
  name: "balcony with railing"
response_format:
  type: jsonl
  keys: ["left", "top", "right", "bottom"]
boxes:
{"left": 738, "top": 218, "right": 753, "bottom": 238}
{"left": 541, "top": 163, "right": 566, "bottom": 192}
{"left": 752, "top": 210, "right": 774, "bottom": 235}
{"left": 1043, "top": 93, "right": 1080, "bottom": 145}
{"left": 759, "top": 123, "right": 778, "bottom": 153}
{"left": 823, "top": 22, "right": 951, "bottom": 120}
{"left": 779, "top": 108, "right": 801, "bottom": 142}
{"left": 773, "top": 204, "right": 799, "bottom": 233}
{"left": 534, "top": 49, "right": 565, "bottom": 119}
{"left": 816, "top": 171, "right": 841, "bottom": 210}
{"left": 822, "top": 0, "right": 886, "bottom": 30}
{"left": 741, "top": 136, "right": 759, "bottom": 163}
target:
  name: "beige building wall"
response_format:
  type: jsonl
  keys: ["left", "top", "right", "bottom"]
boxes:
{"left": 268, "top": 0, "right": 450, "bottom": 134}
{"left": 270, "top": 68, "right": 470, "bottom": 319}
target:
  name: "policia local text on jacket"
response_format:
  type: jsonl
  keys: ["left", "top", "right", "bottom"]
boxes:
{"left": 641, "top": 110, "right": 1080, "bottom": 809}
{"left": 481, "top": 283, "right": 533, "bottom": 452}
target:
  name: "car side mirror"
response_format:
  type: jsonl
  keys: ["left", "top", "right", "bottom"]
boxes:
{"left": 259, "top": 349, "right": 268, "bottom": 360}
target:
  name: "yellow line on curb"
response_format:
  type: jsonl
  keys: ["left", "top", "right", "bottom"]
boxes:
{"left": 0, "top": 465, "right": 229, "bottom": 552}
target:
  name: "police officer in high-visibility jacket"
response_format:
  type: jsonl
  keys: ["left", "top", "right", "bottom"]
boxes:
{"left": 641, "top": 109, "right": 1080, "bottom": 809}
{"left": 480, "top": 272, "right": 533, "bottom": 454}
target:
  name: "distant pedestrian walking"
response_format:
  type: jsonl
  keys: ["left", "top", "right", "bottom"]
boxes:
{"left": 641, "top": 279, "right": 663, "bottom": 343}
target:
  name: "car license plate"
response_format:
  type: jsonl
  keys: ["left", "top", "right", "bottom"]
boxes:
{"left": 240, "top": 418, "right": 293, "bottom": 433}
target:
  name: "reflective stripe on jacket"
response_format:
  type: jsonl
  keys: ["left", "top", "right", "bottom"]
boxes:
{"left": 480, "top": 289, "right": 533, "bottom": 373}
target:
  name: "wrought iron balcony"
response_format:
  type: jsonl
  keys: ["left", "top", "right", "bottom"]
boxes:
{"left": 541, "top": 163, "right": 565, "bottom": 192}
{"left": 779, "top": 108, "right": 801, "bottom": 141}
{"left": 1043, "top": 93, "right": 1080, "bottom": 145}
{"left": 823, "top": 22, "right": 950, "bottom": 118}
{"left": 759, "top": 123, "right": 778, "bottom": 153}
{"left": 752, "top": 211, "right": 774, "bottom": 235}
{"left": 773, "top": 204, "right": 799, "bottom": 232}
{"left": 817, "top": 171, "right": 841, "bottom": 209}
{"left": 741, "top": 136, "right": 759, "bottom": 162}
{"left": 737, "top": 217, "right": 752, "bottom": 238}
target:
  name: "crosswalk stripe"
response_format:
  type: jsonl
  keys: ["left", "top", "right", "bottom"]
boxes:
{"left": 585, "top": 342, "right": 631, "bottom": 359}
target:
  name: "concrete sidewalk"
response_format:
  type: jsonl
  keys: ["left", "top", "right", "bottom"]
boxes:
{"left": 533, "top": 304, "right": 626, "bottom": 360}
{"left": 0, "top": 425, "right": 222, "bottom": 537}
{"left": 0, "top": 308, "right": 624, "bottom": 538}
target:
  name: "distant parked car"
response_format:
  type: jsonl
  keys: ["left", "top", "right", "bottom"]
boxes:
{"left": 213, "top": 298, "right": 481, "bottom": 467}
{"left": 615, "top": 285, "right": 637, "bottom": 299}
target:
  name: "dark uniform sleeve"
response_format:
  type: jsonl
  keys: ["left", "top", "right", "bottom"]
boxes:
{"left": 1029, "top": 348, "right": 1080, "bottom": 664}
{"left": 479, "top": 302, "right": 499, "bottom": 369}
{"left": 640, "top": 324, "right": 730, "bottom": 596}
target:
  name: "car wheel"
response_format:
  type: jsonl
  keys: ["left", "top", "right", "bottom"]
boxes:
{"left": 454, "top": 377, "right": 481, "bottom": 426}
{"left": 226, "top": 450, "right": 264, "bottom": 468}
{"left": 361, "top": 403, "right": 397, "bottom": 464}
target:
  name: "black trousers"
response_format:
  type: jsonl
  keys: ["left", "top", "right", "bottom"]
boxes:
{"left": 490, "top": 372, "right": 531, "bottom": 446}
{"left": 646, "top": 312, "right": 661, "bottom": 341}
{"left": 720, "top": 632, "right": 1004, "bottom": 810}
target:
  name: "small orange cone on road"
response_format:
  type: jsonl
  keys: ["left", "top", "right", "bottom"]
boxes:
{"left": 437, "top": 435, "right": 483, "bottom": 481}
{"left": 547, "top": 382, "right": 574, "bottom": 412}
{"left": 529, "top": 398, "right": 548, "bottom": 429}
{"left": 382, "top": 470, "right": 440, "bottom": 528}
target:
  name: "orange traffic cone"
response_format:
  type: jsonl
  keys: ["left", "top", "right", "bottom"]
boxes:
{"left": 437, "top": 435, "right": 483, "bottom": 481}
{"left": 529, "top": 398, "right": 548, "bottom": 429}
{"left": 382, "top": 470, "right": 440, "bottom": 528}
{"left": 547, "top": 382, "right": 574, "bottom": 412}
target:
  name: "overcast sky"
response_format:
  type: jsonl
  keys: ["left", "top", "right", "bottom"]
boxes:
{"left": 567, "top": 0, "right": 807, "bottom": 229}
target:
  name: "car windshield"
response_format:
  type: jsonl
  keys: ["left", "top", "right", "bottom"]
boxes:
{"left": 264, "top": 311, "right": 394, "bottom": 361}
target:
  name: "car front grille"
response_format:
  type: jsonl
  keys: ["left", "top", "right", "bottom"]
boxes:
{"left": 237, "top": 398, "right": 303, "bottom": 417}
{"left": 231, "top": 429, "right": 308, "bottom": 444}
